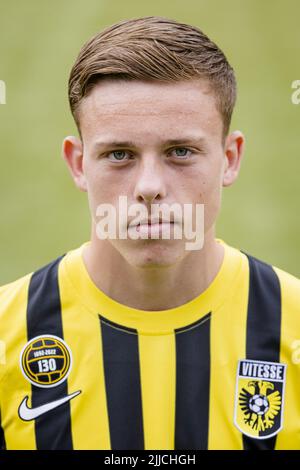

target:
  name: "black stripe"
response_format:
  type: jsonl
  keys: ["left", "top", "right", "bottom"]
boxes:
{"left": 99, "top": 316, "right": 137, "bottom": 334}
{"left": 174, "top": 313, "right": 211, "bottom": 450}
{"left": 0, "top": 410, "right": 6, "bottom": 450}
{"left": 26, "top": 255, "right": 73, "bottom": 450}
{"left": 242, "top": 252, "right": 281, "bottom": 450}
{"left": 99, "top": 315, "right": 144, "bottom": 450}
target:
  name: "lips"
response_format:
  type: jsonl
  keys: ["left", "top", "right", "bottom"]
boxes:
{"left": 135, "top": 221, "right": 175, "bottom": 234}
{"left": 139, "top": 221, "right": 174, "bottom": 226}
{"left": 130, "top": 218, "right": 174, "bottom": 228}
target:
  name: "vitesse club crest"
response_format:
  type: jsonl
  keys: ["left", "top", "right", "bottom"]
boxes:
{"left": 234, "top": 359, "right": 287, "bottom": 439}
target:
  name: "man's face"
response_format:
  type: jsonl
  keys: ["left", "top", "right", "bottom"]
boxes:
{"left": 65, "top": 78, "right": 242, "bottom": 268}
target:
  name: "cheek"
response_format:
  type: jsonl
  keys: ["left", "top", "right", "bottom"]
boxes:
{"left": 198, "top": 160, "right": 224, "bottom": 199}
{"left": 87, "top": 169, "right": 130, "bottom": 212}
{"left": 186, "top": 171, "right": 220, "bottom": 204}
{"left": 188, "top": 167, "right": 223, "bottom": 229}
{"left": 203, "top": 181, "right": 223, "bottom": 230}
{"left": 85, "top": 164, "right": 111, "bottom": 197}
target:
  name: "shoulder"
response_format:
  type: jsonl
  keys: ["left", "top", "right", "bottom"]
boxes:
{"left": 0, "top": 273, "right": 33, "bottom": 384}
{"left": 0, "top": 272, "right": 33, "bottom": 316}
{"left": 237, "top": 246, "right": 299, "bottom": 288}
{"left": 0, "top": 272, "right": 34, "bottom": 346}
{"left": 0, "top": 252, "right": 67, "bottom": 314}
{"left": 241, "top": 247, "right": 300, "bottom": 313}
{"left": 273, "top": 264, "right": 300, "bottom": 310}
{"left": 0, "top": 253, "right": 68, "bottom": 385}
{"left": 0, "top": 243, "right": 86, "bottom": 323}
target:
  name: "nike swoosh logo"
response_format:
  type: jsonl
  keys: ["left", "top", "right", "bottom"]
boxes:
{"left": 18, "top": 390, "right": 81, "bottom": 421}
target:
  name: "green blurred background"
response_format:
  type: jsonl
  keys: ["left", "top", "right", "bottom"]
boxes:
{"left": 0, "top": 0, "right": 299, "bottom": 284}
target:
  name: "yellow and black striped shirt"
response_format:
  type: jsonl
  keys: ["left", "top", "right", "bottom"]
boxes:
{"left": 0, "top": 239, "right": 299, "bottom": 450}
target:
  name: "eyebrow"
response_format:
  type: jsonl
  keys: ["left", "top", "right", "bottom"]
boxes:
{"left": 92, "top": 136, "right": 207, "bottom": 151}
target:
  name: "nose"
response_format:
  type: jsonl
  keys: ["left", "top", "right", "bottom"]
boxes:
{"left": 133, "top": 154, "right": 167, "bottom": 203}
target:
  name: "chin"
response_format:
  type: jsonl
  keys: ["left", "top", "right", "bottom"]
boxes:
{"left": 125, "top": 245, "right": 186, "bottom": 269}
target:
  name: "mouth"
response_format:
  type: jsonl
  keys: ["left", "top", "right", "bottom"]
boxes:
{"left": 128, "top": 221, "right": 175, "bottom": 236}
{"left": 137, "top": 221, "right": 174, "bottom": 229}
{"left": 129, "top": 217, "right": 175, "bottom": 228}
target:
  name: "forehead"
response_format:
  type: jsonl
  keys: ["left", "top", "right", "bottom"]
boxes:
{"left": 78, "top": 79, "right": 223, "bottom": 143}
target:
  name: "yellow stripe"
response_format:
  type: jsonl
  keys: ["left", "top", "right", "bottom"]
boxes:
{"left": 59, "top": 261, "right": 111, "bottom": 449}
{"left": 138, "top": 333, "right": 176, "bottom": 449}
{"left": 274, "top": 267, "right": 300, "bottom": 449}
{"left": 209, "top": 250, "right": 249, "bottom": 449}
{"left": 0, "top": 275, "right": 36, "bottom": 449}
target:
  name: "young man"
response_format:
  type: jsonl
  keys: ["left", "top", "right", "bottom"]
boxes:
{"left": 0, "top": 16, "right": 299, "bottom": 451}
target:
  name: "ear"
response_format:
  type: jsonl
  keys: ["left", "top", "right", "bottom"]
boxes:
{"left": 62, "top": 136, "right": 87, "bottom": 192}
{"left": 222, "top": 130, "right": 245, "bottom": 187}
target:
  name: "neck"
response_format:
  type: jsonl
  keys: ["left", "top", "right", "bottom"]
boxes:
{"left": 82, "top": 228, "right": 224, "bottom": 311}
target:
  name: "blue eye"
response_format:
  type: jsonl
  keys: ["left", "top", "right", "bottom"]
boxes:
{"left": 171, "top": 148, "right": 191, "bottom": 158}
{"left": 108, "top": 151, "right": 129, "bottom": 162}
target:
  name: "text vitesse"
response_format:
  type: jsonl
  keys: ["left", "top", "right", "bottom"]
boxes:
{"left": 239, "top": 360, "right": 284, "bottom": 380}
